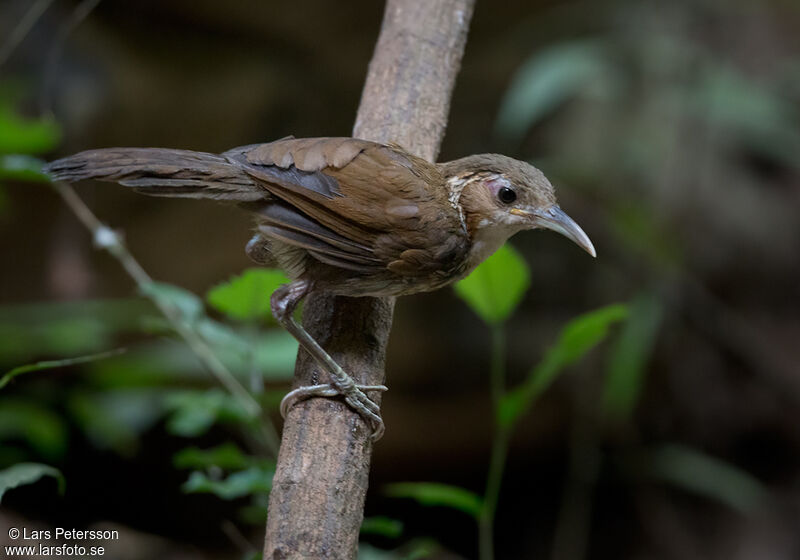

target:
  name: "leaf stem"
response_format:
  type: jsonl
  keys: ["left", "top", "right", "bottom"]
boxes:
{"left": 0, "top": 348, "right": 126, "bottom": 391}
{"left": 479, "top": 325, "right": 510, "bottom": 560}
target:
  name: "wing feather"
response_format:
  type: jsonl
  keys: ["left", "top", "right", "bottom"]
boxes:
{"left": 258, "top": 225, "right": 380, "bottom": 267}
{"left": 228, "top": 137, "right": 467, "bottom": 279}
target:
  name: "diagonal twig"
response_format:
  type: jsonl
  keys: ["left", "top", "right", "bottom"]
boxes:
{"left": 51, "top": 180, "right": 280, "bottom": 455}
{"left": 0, "top": 0, "right": 56, "bottom": 71}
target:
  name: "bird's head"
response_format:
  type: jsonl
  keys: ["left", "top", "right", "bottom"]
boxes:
{"left": 442, "top": 154, "right": 596, "bottom": 258}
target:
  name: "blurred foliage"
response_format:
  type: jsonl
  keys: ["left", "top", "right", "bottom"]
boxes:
{"left": 644, "top": 444, "right": 767, "bottom": 514}
{"left": 360, "top": 516, "right": 405, "bottom": 539}
{"left": 0, "top": 462, "right": 64, "bottom": 502}
{"left": 493, "top": 7, "right": 800, "bottom": 310}
{"left": 68, "top": 389, "right": 163, "bottom": 455}
{"left": 602, "top": 293, "right": 663, "bottom": 423}
{"left": 496, "top": 27, "right": 800, "bottom": 171}
{"left": 495, "top": 40, "right": 618, "bottom": 145}
{"left": 0, "top": 86, "right": 292, "bottom": 526}
{"left": 0, "top": 154, "right": 49, "bottom": 182}
{"left": 165, "top": 389, "right": 257, "bottom": 438}
{"left": 181, "top": 464, "right": 274, "bottom": 500}
{"left": 0, "top": 96, "right": 60, "bottom": 154}
{"left": 174, "top": 442, "right": 256, "bottom": 470}
{"left": 0, "top": 348, "right": 126, "bottom": 391}
{"left": 140, "top": 282, "right": 207, "bottom": 325}
{"left": 389, "top": 249, "right": 629, "bottom": 558}
{"left": 0, "top": 90, "right": 57, "bottom": 194}
{"left": 0, "top": 299, "right": 152, "bottom": 363}
{"left": 0, "top": 264, "right": 294, "bottom": 525}
{"left": 499, "top": 303, "right": 628, "bottom": 429}
{"left": 608, "top": 203, "right": 683, "bottom": 272}
{"left": 0, "top": 400, "right": 67, "bottom": 461}
{"left": 385, "top": 482, "right": 484, "bottom": 520}
{"left": 388, "top": 243, "right": 766, "bottom": 558}
{"left": 359, "top": 539, "right": 442, "bottom": 560}
{"left": 85, "top": 330, "right": 296, "bottom": 384}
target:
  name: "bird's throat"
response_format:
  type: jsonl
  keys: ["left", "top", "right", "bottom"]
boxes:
{"left": 464, "top": 222, "right": 520, "bottom": 273}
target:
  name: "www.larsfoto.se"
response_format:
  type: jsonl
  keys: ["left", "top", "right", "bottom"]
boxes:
{"left": 4, "top": 544, "right": 106, "bottom": 556}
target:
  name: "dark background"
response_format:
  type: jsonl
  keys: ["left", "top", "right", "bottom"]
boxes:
{"left": 1, "top": 0, "right": 799, "bottom": 559}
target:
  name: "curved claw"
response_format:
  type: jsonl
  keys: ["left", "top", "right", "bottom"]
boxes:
{"left": 343, "top": 390, "right": 385, "bottom": 441}
{"left": 280, "top": 383, "right": 389, "bottom": 441}
{"left": 280, "top": 384, "right": 339, "bottom": 418}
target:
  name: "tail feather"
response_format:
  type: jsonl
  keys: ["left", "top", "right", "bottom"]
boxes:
{"left": 44, "top": 147, "right": 264, "bottom": 201}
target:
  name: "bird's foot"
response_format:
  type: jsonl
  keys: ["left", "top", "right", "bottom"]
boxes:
{"left": 271, "top": 281, "right": 388, "bottom": 440}
{"left": 280, "top": 379, "right": 388, "bottom": 441}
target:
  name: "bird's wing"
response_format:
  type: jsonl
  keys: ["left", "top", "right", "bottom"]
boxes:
{"left": 226, "top": 137, "right": 466, "bottom": 277}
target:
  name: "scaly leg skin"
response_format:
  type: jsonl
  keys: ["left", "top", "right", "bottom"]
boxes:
{"left": 271, "top": 280, "right": 388, "bottom": 440}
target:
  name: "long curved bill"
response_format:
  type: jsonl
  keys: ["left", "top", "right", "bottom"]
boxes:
{"left": 512, "top": 205, "right": 596, "bottom": 257}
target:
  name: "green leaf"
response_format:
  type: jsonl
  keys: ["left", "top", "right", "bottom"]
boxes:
{"left": 360, "top": 516, "right": 404, "bottom": 539}
{"left": 359, "top": 539, "right": 441, "bottom": 560}
{"left": 358, "top": 544, "right": 400, "bottom": 560}
{"left": 0, "top": 400, "right": 68, "bottom": 460}
{"left": 140, "top": 282, "right": 205, "bottom": 324}
{"left": 207, "top": 269, "right": 289, "bottom": 321}
{"left": 174, "top": 442, "right": 254, "bottom": 470}
{"left": 403, "top": 539, "right": 443, "bottom": 560}
{"left": 195, "top": 318, "right": 297, "bottom": 380}
{"left": 495, "top": 41, "right": 614, "bottom": 143}
{"left": 384, "top": 482, "right": 483, "bottom": 519}
{"left": 692, "top": 65, "right": 800, "bottom": 168}
{"left": 0, "top": 316, "right": 111, "bottom": 362}
{"left": 0, "top": 109, "right": 61, "bottom": 154}
{"left": 84, "top": 342, "right": 202, "bottom": 388}
{"left": 85, "top": 330, "right": 296, "bottom": 386}
{"left": 498, "top": 304, "right": 628, "bottom": 428}
{"left": 182, "top": 465, "right": 274, "bottom": 500}
{"left": 165, "top": 389, "right": 253, "bottom": 437}
{"left": 0, "top": 463, "right": 64, "bottom": 502}
{"left": 0, "top": 348, "right": 127, "bottom": 391}
{"left": 647, "top": 444, "right": 765, "bottom": 514}
{"left": 603, "top": 294, "right": 663, "bottom": 422}
{"left": 0, "top": 298, "right": 156, "bottom": 363}
{"left": 454, "top": 244, "right": 530, "bottom": 325}
{"left": 68, "top": 390, "right": 163, "bottom": 456}
{"left": 0, "top": 155, "right": 50, "bottom": 182}
{"left": 166, "top": 398, "right": 218, "bottom": 437}
{"left": 238, "top": 502, "right": 269, "bottom": 525}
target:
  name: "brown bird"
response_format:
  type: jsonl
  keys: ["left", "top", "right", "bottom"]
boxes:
{"left": 45, "top": 137, "right": 595, "bottom": 439}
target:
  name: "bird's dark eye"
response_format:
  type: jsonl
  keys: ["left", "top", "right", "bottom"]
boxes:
{"left": 497, "top": 186, "right": 517, "bottom": 204}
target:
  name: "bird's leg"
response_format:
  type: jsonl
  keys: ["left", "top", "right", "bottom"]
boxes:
{"left": 271, "top": 280, "right": 388, "bottom": 440}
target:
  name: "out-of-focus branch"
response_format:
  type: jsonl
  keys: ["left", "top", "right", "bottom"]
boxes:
{"left": 40, "top": 0, "right": 104, "bottom": 115}
{"left": 0, "top": 0, "right": 55, "bottom": 70}
{"left": 51, "top": 180, "right": 279, "bottom": 455}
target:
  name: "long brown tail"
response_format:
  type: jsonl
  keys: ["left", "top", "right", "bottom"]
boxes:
{"left": 44, "top": 147, "right": 263, "bottom": 201}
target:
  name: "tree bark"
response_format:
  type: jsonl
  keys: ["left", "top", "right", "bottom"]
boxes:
{"left": 264, "top": 1, "right": 475, "bottom": 558}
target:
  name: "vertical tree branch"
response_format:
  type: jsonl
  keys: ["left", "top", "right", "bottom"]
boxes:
{"left": 264, "top": 0, "right": 475, "bottom": 558}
